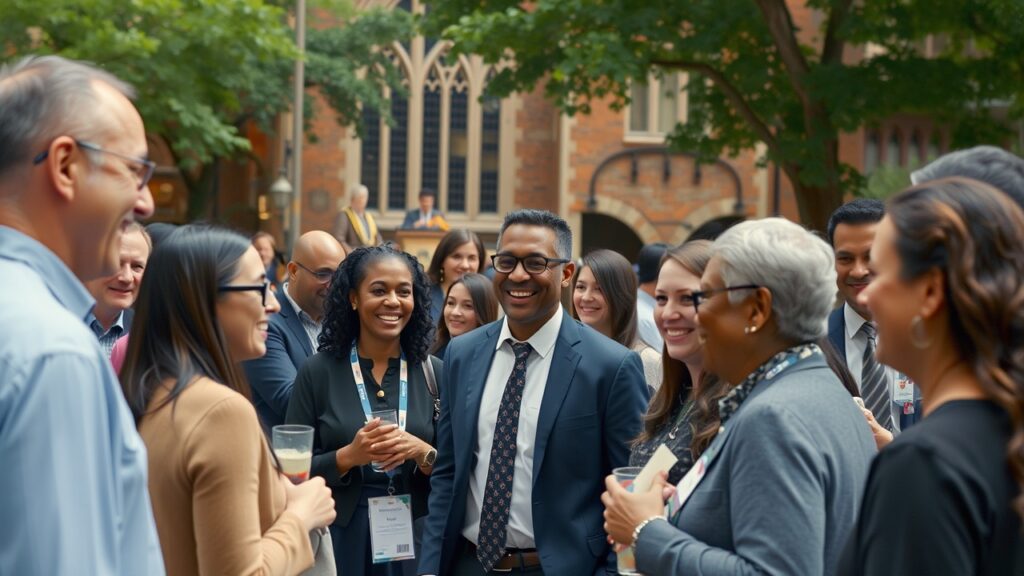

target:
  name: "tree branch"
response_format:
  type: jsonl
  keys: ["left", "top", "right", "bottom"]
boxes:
{"left": 754, "top": 0, "right": 811, "bottom": 107}
{"left": 821, "top": 0, "right": 854, "bottom": 65}
{"left": 650, "top": 59, "right": 780, "bottom": 153}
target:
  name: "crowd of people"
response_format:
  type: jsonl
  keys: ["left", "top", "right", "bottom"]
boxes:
{"left": 2, "top": 55, "right": 1023, "bottom": 576}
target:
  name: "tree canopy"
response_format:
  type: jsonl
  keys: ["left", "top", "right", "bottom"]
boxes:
{"left": 423, "top": 0, "right": 1024, "bottom": 230}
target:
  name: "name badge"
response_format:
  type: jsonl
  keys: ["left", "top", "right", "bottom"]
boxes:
{"left": 368, "top": 494, "right": 416, "bottom": 563}
{"left": 893, "top": 374, "right": 915, "bottom": 404}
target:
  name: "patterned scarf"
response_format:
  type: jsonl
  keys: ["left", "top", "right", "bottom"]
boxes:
{"left": 718, "top": 343, "right": 821, "bottom": 424}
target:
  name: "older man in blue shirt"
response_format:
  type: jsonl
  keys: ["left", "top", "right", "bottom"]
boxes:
{"left": 0, "top": 56, "right": 164, "bottom": 574}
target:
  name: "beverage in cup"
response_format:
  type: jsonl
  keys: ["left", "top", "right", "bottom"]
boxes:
{"left": 272, "top": 425, "right": 314, "bottom": 484}
{"left": 613, "top": 466, "right": 644, "bottom": 575}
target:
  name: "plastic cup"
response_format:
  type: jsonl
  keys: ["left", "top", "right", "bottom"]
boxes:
{"left": 613, "top": 466, "right": 644, "bottom": 575}
{"left": 369, "top": 409, "right": 398, "bottom": 473}
{"left": 272, "top": 424, "right": 314, "bottom": 484}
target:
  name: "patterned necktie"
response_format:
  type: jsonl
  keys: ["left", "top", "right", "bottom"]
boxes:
{"left": 477, "top": 341, "right": 533, "bottom": 572}
{"left": 860, "top": 323, "right": 894, "bottom": 432}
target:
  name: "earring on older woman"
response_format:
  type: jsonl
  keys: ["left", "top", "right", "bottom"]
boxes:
{"left": 910, "top": 315, "right": 932, "bottom": 349}
{"left": 744, "top": 326, "right": 758, "bottom": 334}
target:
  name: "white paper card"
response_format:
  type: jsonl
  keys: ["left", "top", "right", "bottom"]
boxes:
{"left": 634, "top": 444, "right": 679, "bottom": 492}
{"left": 368, "top": 494, "right": 415, "bottom": 564}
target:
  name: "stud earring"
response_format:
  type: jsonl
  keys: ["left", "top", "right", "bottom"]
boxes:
{"left": 744, "top": 326, "right": 758, "bottom": 334}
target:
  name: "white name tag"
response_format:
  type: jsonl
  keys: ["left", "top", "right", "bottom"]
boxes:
{"left": 368, "top": 494, "right": 416, "bottom": 564}
{"left": 893, "top": 374, "right": 915, "bottom": 404}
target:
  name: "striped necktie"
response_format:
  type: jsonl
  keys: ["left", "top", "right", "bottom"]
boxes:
{"left": 860, "top": 323, "right": 894, "bottom": 432}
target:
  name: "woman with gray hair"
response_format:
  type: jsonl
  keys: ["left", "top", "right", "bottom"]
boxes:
{"left": 602, "top": 218, "right": 876, "bottom": 575}
{"left": 333, "top": 184, "right": 382, "bottom": 251}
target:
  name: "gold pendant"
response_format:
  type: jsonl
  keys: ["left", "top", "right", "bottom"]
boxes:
{"left": 376, "top": 390, "right": 385, "bottom": 398}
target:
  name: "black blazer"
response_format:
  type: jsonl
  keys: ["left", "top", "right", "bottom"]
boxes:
{"left": 285, "top": 350, "right": 443, "bottom": 527}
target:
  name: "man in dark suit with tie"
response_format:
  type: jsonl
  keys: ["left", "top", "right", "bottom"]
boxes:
{"left": 826, "top": 199, "right": 921, "bottom": 449}
{"left": 243, "top": 230, "right": 346, "bottom": 428}
{"left": 419, "top": 209, "right": 649, "bottom": 576}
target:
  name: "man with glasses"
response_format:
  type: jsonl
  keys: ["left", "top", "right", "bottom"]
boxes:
{"left": 419, "top": 209, "right": 649, "bottom": 576}
{"left": 244, "top": 230, "right": 346, "bottom": 428}
{"left": 0, "top": 56, "right": 163, "bottom": 574}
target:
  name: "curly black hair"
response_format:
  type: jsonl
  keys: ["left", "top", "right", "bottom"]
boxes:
{"left": 318, "top": 243, "right": 435, "bottom": 364}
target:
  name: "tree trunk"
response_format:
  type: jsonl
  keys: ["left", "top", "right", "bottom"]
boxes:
{"left": 789, "top": 177, "right": 843, "bottom": 234}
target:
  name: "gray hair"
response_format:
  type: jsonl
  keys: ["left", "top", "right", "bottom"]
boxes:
{"left": 712, "top": 218, "right": 836, "bottom": 342}
{"left": 911, "top": 146, "right": 1024, "bottom": 211}
{"left": 497, "top": 209, "right": 572, "bottom": 259}
{"left": 0, "top": 55, "right": 136, "bottom": 179}
{"left": 350, "top": 184, "right": 369, "bottom": 200}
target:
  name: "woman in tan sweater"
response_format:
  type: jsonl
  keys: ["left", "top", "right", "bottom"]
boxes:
{"left": 121, "top": 225, "right": 336, "bottom": 575}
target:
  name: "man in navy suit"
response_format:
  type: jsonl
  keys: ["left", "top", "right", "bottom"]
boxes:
{"left": 826, "top": 199, "right": 921, "bottom": 448}
{"left": 243, "top": 230, "right": 346, "bottom": 428}
{"left": 419, "top": 209, "right": 649, "bottom": 576}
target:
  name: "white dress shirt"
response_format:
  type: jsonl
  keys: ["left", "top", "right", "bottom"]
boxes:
{"left": 843, "top": 302, "right": 903, "bottom": 432}
{"left": 462, "top": 306, "right": 563, "bottom": 548}
{"left": 635, "top": 289, "right": 663, "bottom": 350}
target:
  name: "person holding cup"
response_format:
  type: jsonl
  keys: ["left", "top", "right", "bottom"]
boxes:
{"left": 120, "top": 225, "right": 336, "bottom": 576}
{"left": 286, "top": 244, "right": 442, "bottom": 576}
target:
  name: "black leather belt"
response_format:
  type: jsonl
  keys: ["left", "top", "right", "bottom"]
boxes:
{"left": 466, "top": 541, "right": 541, "bottom": 571}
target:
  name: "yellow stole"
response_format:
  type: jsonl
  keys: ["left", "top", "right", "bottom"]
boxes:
{"left": 345, "top": 207, "right": 378, "bottom": 246}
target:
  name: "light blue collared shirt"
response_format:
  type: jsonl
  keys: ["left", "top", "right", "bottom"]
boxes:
{"left": 87, "top": 309, "right": 127, "bottom": 358}
{"left": 0, "top": 226, "right": 164, "bottom": 575}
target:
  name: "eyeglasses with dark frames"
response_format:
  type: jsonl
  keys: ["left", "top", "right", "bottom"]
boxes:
{"left": 295, "top": 261, "right": 335, "bottom": 284}
{"left": 689, "top": 284, "right": 762, "bottom": 315}
{"left": 490, "top": 254, "right": 571, "bottom": 275}
{"left": 33, "top": 139, "right": 156, "bottom": 191}
{"left": 218, "top": 281, "right": 271, "bottom": 305}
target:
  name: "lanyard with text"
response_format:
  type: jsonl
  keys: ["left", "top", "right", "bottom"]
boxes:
{"left": 349, "top": 343, "right": 408, "bottom": 438}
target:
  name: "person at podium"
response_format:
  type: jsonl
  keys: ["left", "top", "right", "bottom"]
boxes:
{"left": 401, "top": 189, "right": 450, "bottom": 231}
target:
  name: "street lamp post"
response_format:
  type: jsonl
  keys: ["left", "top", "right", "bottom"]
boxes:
{"left": 287, "top": 0, "right": 306, "bottom": 257}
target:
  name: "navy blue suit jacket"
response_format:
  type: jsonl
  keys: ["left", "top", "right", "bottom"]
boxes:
{"left": 418, "top": 312, "right": 650, "bottom": 576}
{"left": 242, "top": 287, "right": 314, "bottom": 428}
{"left": 828, "top": 307, "right": 921, "bottom": 431}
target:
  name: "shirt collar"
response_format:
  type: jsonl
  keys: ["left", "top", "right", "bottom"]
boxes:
{"left": 283, "top": 281, "right": 319, "bottom": 324}
{"left": 843, "top": 302, "right": 869, "bottom": 339}
{"left": 495, "top": 305, "right": 563, "bottom": 359}
{"left": 0, "top": 226, "right": 95, "bottom": 323}
{"left": 637, "top": 289, "right": 656, "bottom": 306}
{"left": 86, "top": 309, "right": 126, "bottom": 334}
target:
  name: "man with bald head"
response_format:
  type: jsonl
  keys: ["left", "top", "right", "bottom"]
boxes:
{"left": 0, "top": 56, "right": 163, "bottom": 573}
{"left": 244, "top": 230, "right": 347, "bottom": 427}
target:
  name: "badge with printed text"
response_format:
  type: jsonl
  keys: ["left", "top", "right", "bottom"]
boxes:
{"left": 368, "top": 494, "right": 415, "bottom": 563}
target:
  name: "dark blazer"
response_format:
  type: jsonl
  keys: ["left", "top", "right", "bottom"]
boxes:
{"left": 242, "top": 287, "right": 313, "bottom": 429}
{"left": 400, "top": 208, "right": 447, "bottom": 230}
{"left": 286, "top": 351, "right": 443, "bottom": 527}
{"left": 418, "top": 313, "right": 650, "bottom": 576}
{"left": 635, "top": 355, "right": 876, "bottom": 575}
{"left": 828, "top": 307, "right": 922, "bottom": 431}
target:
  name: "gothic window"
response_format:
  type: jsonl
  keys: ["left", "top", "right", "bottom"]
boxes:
{"left": 480, "top": 81, "right": 501, "bottom": 214}
{"left": 387, "top": 91, "right": 409, "bottom": 210}
{"left": 360, "top": 106, "right": 381, "bottom": 208}
{"left": 448, "top": 67, "right": 469, "bottom": 213}
{"left": 422, "top": 65, "right": 442, "bottom": 195}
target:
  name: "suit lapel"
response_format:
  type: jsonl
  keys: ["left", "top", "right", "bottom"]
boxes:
{"left": 827, "top": 307, "right": 846, "bottom": 363}
{"left": 532, "top": 314, "right": 581, "bottom": 487}
{"left": 277, "top": 288, "right": 314, "bottom": 357}
{"left": 463, "top": 322, "right": 502, "bottom": 442}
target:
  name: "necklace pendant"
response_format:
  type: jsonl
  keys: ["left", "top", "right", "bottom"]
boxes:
{"left": 376, "top": 390, "right": 385, "bottom": 398}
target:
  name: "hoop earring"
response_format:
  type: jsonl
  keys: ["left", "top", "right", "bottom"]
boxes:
{"left": 910, "top": 315, "right": 932, "bottom": 349}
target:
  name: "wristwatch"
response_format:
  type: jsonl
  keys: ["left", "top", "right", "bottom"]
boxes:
{"left": 420, "top": 448, "right": 438, "bottom": 467}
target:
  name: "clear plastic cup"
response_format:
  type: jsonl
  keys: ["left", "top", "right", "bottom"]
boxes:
{"left": 272, "top": 424, "right": 314, "bottom": 484}
{"left": 612, "top": 466, "right": 644, "bottom": 575}
{"left": 369, "top": 409, "right": 398, "bottom": 473}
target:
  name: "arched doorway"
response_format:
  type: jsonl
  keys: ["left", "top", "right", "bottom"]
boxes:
{"left": 580, "top": 212, "right": 643, "bottom": 262}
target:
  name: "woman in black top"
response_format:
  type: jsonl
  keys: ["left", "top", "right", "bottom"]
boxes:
{"left": 287, "top": 244, "right": 442, "bottom": 576}
{"left": 840, "top": 177, "right": 1024, "bottom": 575}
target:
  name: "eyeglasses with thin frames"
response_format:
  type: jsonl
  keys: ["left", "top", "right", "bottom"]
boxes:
{"left": 295, "top": 261, "right": 335, "bottom": 284}
{"left": 490, "top": 254, "right": 571, "bottom": 275}
{"left": 689, "top": 284, "right": 761, "bottom": 315}
{"left": 218, "top": 281, "right": 272, "bottom": 306}
{"left": 33, "top": 139, "right": 156, "bottom": 191}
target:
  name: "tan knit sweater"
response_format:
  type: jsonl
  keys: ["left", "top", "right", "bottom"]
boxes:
{"left": 140, "top": 377, "right": 314, "bottom": 576}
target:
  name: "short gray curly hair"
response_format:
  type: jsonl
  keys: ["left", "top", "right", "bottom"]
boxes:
{"left": 712, "top": 218, "right": 836, "bottom": 342}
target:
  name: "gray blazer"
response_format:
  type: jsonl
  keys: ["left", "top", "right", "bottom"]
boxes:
{"left": 634, "top": 354, "right": 875, "bottom": 576}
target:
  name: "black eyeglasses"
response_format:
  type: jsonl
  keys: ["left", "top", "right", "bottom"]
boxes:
{"left": 295, "top": 261, "right": 335, "bottom": 284}
{"left": 218, "top": 281, "right": 271, "bottom": 305}
{"left": 33, "top": 139, "right": 156, "bottom": 191}
{"left": 689, "top": 284, "right": 761, "bottom": 314}
{"left": 491, "top": 254, "right": 571, "bottom": 275}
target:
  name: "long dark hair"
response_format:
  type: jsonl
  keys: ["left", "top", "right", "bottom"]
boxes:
{"left": 426, "top": 229, "right": 485, "bottom": 286}
{"left": 888, "top": 176, "right": 1024, "bottom": 518}
{"left": 636, "top": 241, "right": 729, "bottom": 459}
{"left": 120, "top": 225, "right": 252, "bottom": 424}
{"left": 432, "top": 273, "right": 500, "bottom": 354}
{"left": 570, "top": 249, "right": 638, "bottom": 348}
{"left": 319, "top": 244, "right": 435, "bottom": 364}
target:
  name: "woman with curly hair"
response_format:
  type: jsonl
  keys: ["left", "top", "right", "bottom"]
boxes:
{"left": 425, "top": 229, "right": 486, "bottom": 325}
{"left": 838, "top": 177, "right": 1024, "bottom": 575}
{"left": 628, "top": 241, "right": 730, "bottom": 484}
{"left": 286, "top": 244, "right": 443, "bottom": 576}
{"left": 431, "top": 272, "right": 499, "bottom": 358}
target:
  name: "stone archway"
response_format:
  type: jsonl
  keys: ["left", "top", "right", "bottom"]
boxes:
{"left": 580, "top": 212, "right": 644, "bottom": 264}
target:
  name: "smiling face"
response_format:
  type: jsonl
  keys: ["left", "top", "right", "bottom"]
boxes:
{"left": 86, "top": 228, "right": 150, "bottom": 322}
{"left": 442, "top": 241, "right": 480, "bottom": 286}
{"left": 253, "top": 236, "right": 276, "bottom": 268}
{"left": 655, "top": 259, "right": 703, "bottom": 365}
{"left": 696, "top": 256, "right": 755, "bottom": 384}
{"left": 493, "top": 224, "right": 574, "bottom": 340}
{"left": 833, "top": 221, "right": 877, "bottom": 319}
{"left": 350, "top": 256, "right": 415, "bottom": 345}
{"left": 572, "top": 265, "right": 611, "bottom": 336}
{"left": 216, "top": 247, "right": 281, "bottom": 362}
{"left": 444, "top": 282, "right": 480, "bottom": 337}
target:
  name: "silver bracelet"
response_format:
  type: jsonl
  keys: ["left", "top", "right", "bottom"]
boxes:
{"left": 630, "top": 515, "right": 665, "bottom": 550}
